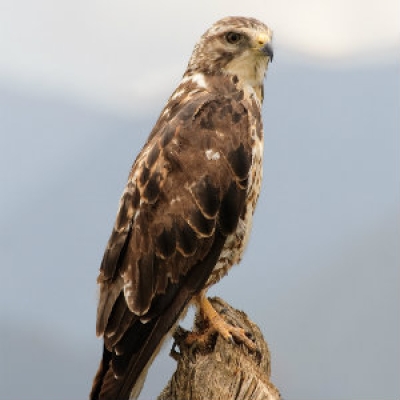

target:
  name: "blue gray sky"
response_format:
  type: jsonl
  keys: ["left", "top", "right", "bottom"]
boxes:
{"left": 1, "top": 1, "right": 399, "bottom": 399}
{"left": 1, "top": 0, "right": 399, "bottom": 114}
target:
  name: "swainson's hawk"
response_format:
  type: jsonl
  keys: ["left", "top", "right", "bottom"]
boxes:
{"left": 90, "top": 16, "right": 273, "bottom": 400}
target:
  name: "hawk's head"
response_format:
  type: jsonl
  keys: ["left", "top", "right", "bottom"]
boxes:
{"left": 186, "top": 17, "right": 273, "bottom": 99}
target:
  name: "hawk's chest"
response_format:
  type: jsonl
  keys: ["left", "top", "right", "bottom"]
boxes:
{"left": 206, "top": 115, "right": 264, "bottom": 287}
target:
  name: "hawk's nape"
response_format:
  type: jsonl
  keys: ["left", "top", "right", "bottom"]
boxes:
{"left": 90, "top": 16, "right": 273, "bottom": 400}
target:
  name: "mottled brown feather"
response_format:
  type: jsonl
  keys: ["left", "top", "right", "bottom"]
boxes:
{"left": 92, "top": 90, "right": 254, "bottom": 399}
{"left": 189, "top": 175, "right": 221, "bottom": 219}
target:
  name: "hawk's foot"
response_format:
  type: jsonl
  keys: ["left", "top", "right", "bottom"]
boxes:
{"left": 197, "top": 294, "right": 257, "bottom": 352}
{"left": 184, "top": 327, "right": 216, "bottom": 347}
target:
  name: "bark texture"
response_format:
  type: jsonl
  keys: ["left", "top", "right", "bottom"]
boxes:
{"left": 158, "top": 297, "right": 281, "bottom": 400}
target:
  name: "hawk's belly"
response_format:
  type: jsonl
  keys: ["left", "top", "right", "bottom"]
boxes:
{"left": 206, "top": 132, "right": 264, "bottom": 288}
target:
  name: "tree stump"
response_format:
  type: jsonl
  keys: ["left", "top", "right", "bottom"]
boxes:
{"left": 158, "top": 297, "right": 281, "bottom": 400}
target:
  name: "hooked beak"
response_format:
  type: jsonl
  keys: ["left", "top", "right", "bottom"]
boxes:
{"left": 261, "top": 42, "right": 274, "bottom": 61}
{"left": 255, "top": 32, "right": 274, "bottom": 62}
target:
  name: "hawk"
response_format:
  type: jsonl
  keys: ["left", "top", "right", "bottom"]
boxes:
{"left": 90, "top": 16, "right": 273, "bottom": 400}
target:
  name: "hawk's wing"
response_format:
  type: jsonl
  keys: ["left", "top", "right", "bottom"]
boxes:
{"left": 90, "top": 91, "right": 254, "bottom": 400}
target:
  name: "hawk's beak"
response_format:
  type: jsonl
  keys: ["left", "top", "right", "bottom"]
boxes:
{"left": 261, "top": 42, "right": 274, "bottom": 61}
{"left": 255, "top": 33, "right": 274, "bottom": 61}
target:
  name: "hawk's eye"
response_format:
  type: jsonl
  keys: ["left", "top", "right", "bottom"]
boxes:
{"left": 225, "top": 32, "right": 242, "bottom": 44}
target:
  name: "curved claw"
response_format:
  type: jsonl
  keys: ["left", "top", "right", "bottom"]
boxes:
{"left": 197, "top": 294, "right": 257, "bottom": 352}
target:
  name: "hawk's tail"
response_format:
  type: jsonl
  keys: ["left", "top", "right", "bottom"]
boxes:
{"left": 90, "top": 230, "right": 227, "bottom": 400}
{"left": 89, "top": 300, "right": 184, "bottom": 400}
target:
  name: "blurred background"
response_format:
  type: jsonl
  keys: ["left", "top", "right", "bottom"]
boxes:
{"left": 1, "top": 1, "right": 399, "bottom": 399}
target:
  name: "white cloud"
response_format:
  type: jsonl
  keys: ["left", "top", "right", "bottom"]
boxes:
{"left": 265, "top": 0, "right": 400, "bottom": 59}
{"left": 0, "top": 0, "right": 398, "bottom": 114}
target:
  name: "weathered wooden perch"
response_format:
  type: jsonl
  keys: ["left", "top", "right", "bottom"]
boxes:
{"left": 158, "top": 297, "right": 281, "bottom": 400}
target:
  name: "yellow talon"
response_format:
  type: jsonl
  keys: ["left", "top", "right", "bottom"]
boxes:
{"left": 195, "top": 293, "right": 257, "bottom": 352}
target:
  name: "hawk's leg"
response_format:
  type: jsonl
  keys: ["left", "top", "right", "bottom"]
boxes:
{"left": 186, "top": 292, "right": 257, "bottom": 351}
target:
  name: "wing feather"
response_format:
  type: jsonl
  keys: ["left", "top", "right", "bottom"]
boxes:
{"left": 91, "top": 90, "right": 254, "bottom": 400}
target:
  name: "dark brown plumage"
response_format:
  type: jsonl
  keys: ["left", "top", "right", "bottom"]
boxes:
{"left": 90, "top": 16, "right": 273, "bottom": 400}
